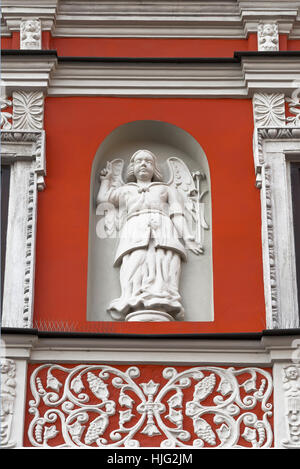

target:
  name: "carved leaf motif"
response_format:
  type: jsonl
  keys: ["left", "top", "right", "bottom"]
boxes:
{"left": 167, "top": 390, "right": 183, "bottom": 409}
{"left": 68, "top": 421, "right": 85, "bottom": 440}
{"left": 140, "top": 380, "right": 160, "bottom": 396}
{"left": 70, "top": 376, "right": 85, "bottom": 394}
{"left": 253, "top": 93, "right": 285, "bottom": 127}
{"left": 242, "top": 427, "right": 257, "bottom": 444}
{"left": 193, "top": 374, "right": 216, "bottom": 402}
{"left": 46, "top": 372, "right": 62, "bottom": 392}
{"left": 13, "top": 91, "right": 44, "bottom": 130}
{"left": 84, "top": 414, "right": 109, "bottom": 445}
{"left": 87, "top": 372, "right": 109, "bottom": 401}
{"left": 193, "top": 417, "right": 216, "bottom": 446}
{"left": 243, "top": 377, "right": 257, "bottom": 393}
{"left": 0, "top": 98, "right": 12, "bottom": 130}
{"left": 166, "top": 408, "right": 183, "bottom": 428}
{"left": 218, "top": 378, "right": 233, "bottom": 396}
{"left": 119, "top": 409, "right": 134, "bottom": 426}
{"left": 216, "top": 423, "right": 231, "bottom": 443}
{"left": 119, "top": 391, "right": 134, "bottom": 408}
{"left": 44, "top": 425, "right": 59, "bottom": 443}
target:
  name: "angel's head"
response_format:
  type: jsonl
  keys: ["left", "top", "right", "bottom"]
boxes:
{"left": 127, "top": 149, "right": 163, "bottom": 183}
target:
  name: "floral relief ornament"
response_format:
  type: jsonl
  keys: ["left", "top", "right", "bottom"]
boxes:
{"left": 27, "top": 365, "right": 273, "bottom": 448}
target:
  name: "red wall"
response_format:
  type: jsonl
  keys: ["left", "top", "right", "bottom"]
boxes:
{"left": 33, "top": 96, "right": 265, "bottom": 334}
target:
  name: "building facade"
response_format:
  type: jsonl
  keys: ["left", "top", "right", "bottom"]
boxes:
{"left": 1, "top": 0, "right": 300, "bottom": 450}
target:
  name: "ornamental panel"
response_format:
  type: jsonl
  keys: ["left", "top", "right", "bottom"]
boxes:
{"left": 25, "top": 364, "right": 273, "bottom": 448}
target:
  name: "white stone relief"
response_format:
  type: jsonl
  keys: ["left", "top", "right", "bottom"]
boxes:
{"left": 13, "top": 91, "right": 44, "bottom": 131}
{"left": 27, "top": 365, "right": 273, "bottom": 448}
{"left": 0, "top": 359, "right": 17, "bottom": 448}
{"left": 257, "top": 22, "right": 279, "bottom": 52}
{"left": 20, "top": 18, "right": 42, "bottom": 50}
{"left": 1, "top": 96, "right": 12, "bottom": 130}
{"left": 252, "top": 93, "right": 286, "bottom": 128}
{"left": 1, "top": 131, "right": 46, "bottom": 328}
{"left": 286, "top": 88, "right": 300, "bottom": 126}
{"left": 253, "top": 127, "right": 300, "bottom": 329}
{"left": 281, "top": 365, "right": 300, "bottom": 448}
{"left": 96, "top": 150, "right": 208, "bottom": 322}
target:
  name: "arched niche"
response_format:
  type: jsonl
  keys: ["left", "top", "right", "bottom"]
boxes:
{"left": 87, "top": 120, "right": 213, "bottom": 322}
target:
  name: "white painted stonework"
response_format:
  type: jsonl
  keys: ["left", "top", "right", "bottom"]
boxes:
{"left": 257, "top": 22, "right": 279, "bottom": 51}
{"left": 96, "top": 151, "right": 207, "bottom": 322}
{"left": 1, "top": 131, "right": 46, "bottom": 329}
{"left": 1, "top": 332, "right": 300, "bottom": 448}
{"left": 1, "top": 1, "right": 300, "bottom": 39}
{"left": 20, "top": 18, "right": 42, "bottom": 50}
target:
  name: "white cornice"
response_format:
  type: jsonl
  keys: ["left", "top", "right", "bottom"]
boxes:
{"left": 2, "top": 53, "right": 300, "bottom": 98}
{"left": 2, "top": 0, "right": 300, "bottom": 38}
{"left": 2, "top": 332, "right": 299, "bottom": 364}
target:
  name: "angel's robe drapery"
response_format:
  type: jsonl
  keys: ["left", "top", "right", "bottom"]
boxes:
{"left": 103, "top": 181, "right": 187, "bottom": 319}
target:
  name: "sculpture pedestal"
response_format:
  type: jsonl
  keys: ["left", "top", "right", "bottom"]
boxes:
{"left": 125, "top": 310, "right": 174, "bottom": 322}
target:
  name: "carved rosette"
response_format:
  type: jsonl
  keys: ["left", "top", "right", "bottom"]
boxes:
{"left": 26, "top": 365, "right": 273, "bottom": 448}
{"left": 20, "top": 18, "right": 42, "bottom": 50}
{"left": 0, "top": 359, "right": 17, "bottom": 448}
{"left": 282, "top": 365, "right": 300, "bottom": 448}
{"left": 257, "top": 22, "right": 279, "bottom": 51}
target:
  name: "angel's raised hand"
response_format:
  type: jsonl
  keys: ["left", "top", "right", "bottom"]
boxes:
{"left": 99, "top": 161, "right": 113, "bottom": 181}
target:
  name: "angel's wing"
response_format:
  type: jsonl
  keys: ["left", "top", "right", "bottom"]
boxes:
{"left": 167, "top": 157, "right": 209, "bottom": 249}
{"left": 96, "top": 159, "right": 125, "bottom": 238}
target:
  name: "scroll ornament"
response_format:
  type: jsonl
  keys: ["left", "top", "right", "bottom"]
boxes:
{"left": 27, "top": 365, "right": 273, "bottom": 448}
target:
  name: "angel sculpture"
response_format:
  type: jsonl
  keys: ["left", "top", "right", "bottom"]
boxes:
{"left": 96, "top": 149, "right": 208, "bottom": 322}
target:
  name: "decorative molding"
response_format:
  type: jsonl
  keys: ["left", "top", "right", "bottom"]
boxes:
{"left": 253, "top": 93, "right": 286, "bottom": 127}
{"left": 257, "top": 22, "right": 279, "bottom": 51}
{"left": 0, "top": 359, "right": 17, "bottom": 448}
{"left": 0, "top": 96, "right": 12, "bottom": 130}
{"left": 281, "top": 364, "right": 300, "bottom": 448}
{"left": 3, "top": 53, "right": 300, "bottom": 98}
{"left": 20, "top": 18, "right": 42, "bottom": 50}
{"left": 253, "top": 127, "right": 300, "bottom": 329}
{"left": 27, "top": 364, "right": 273, "bottom": 448}
{"left": 2, "top": 1, "right": 300, "bottom": 38}
{"left": 12, "top": 91, "right": 44, "bottom": 131}
{"left": 1, "top": 131, "right": 46, "bottom": 329}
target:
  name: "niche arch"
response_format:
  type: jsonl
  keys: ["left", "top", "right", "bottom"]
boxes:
{"left": 87, "top": 120, "right": 213, "bottom": 322}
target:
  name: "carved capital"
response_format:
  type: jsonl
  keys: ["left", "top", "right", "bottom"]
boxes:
{"left": 257, "top": 22, "right": 279, "bottom": 52}
{"left": 20, "top": 18, "right": 42, "bottom": 50}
